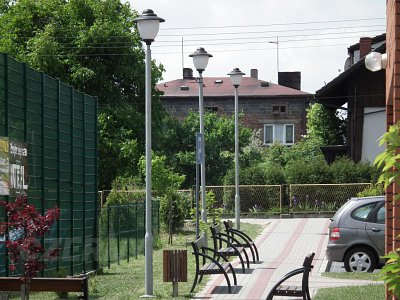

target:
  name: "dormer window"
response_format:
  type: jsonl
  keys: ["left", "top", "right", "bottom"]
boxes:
{"left": 215, "top": 79, "right": 223, "bottom": 84}
{"left": 180, "top": 86, "right": 189, "bottom": 91}
{"left": 273, "top": 105, "right": 286, "bottom": 113}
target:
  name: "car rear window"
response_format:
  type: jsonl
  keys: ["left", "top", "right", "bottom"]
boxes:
{"left": 376, "top": 205, "right": 385, "bottom": 224}
{"left": 351, "top": 202, "right": 378, "bottom": 221}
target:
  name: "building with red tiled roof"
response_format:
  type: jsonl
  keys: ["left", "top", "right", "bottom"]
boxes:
{"left": 156, "top": 68, "right": 312, "bottom": 145}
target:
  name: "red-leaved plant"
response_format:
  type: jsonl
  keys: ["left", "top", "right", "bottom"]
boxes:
{"left": 0, "top": 195, "right": 60, "bottom": 298}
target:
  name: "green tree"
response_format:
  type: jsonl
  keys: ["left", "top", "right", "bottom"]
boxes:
{"left": 0, "top": 0, "right": 166, "bottom": 189}
{"left": 374, "top": 123, "right": 400, "bottom": 297}
{"left": 306, "top": 103, "right": 346, "bottom": 145}
{"left": 172, "top": 111, "right": 253, "bottom": 187}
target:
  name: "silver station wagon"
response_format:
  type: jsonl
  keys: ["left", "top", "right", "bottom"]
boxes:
{"left": 326, "top": 196, "right": 385, "bottom": 272}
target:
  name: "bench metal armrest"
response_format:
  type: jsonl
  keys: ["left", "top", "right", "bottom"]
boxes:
{"left": 272, "top": 267, "right": 305, "bottom": 287}
{"left": 217, "top": 231, "right": 244, "bottom": 247}
{"left": 201, "top": 246, "right": 230, "bottom": 262}
{"left": 227, "top": 228, "right": 254, "bottom": 244}
{"left": 196, "top": 252, "right": 229, "bottom": 269}
{"left": 211, "top": 235, "right": 242, "bottom": 255}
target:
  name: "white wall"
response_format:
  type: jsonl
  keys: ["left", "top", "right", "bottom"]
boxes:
{"left": 362, "top": 107, "right": 386, "bottom": 163}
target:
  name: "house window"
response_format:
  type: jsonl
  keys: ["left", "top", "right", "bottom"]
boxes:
{"left": 264, "top": 124, "right": 295, "bottom": 145}
{"left": 264, "top": 125, "right": 274, "bottom": 144}
{"left": 272, "top": 105, "right": 286, "bottom": 113}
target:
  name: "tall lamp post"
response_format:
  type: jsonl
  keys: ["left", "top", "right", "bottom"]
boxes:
{"left": 133, "top": 9, "right": 164, "bottom": 297}
{"left": 228, "top": 68, "right": 245, "bottom": 230}
{"left": 189, "top": 47, "right": 212, "bottom": 232}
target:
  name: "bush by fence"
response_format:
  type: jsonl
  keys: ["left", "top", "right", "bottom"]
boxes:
{"left": 98, "top": 200, "right": 160, "bottom": 268}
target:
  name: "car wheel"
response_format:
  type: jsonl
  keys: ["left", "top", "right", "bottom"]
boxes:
{"left": 344, "top": 247, "right": 376, "bottom": 272}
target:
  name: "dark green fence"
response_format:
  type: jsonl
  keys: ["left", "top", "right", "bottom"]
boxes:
{"left": 0, "top": 53, "right": 98, "bottom": 276}
{"left": 98, "top": 201, "right": 160, "bottom": 268}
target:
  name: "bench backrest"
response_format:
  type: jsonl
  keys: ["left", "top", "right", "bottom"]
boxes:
{"left": 302, "top": 253, "right": 315, "bottom": 269}
{"left": 301, "top": 252, "right": 315, "bottom": 288}
{"left": 223, "top": 220, "right": 233, "bottom": 231}
{"left": 209, "top": 224, "right": 224, "bottom": 249}
{"left": 191, "top": 236, "right": 206, "bottom": 253}
{"left": 210, "top": 223, "right": 222, "bottom": 236}
{"left": 191, "top": 236, "right": 208, "bottom": 268}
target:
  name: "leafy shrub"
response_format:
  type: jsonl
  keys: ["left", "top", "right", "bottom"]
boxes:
{"left": 283, "top": 136, "right": 324, "bottom": 164}
{"left": 285, "top": 156, "right": 331, "bottom": 184}
{"left": 330, "top": 157, "right": 374, "bottom": 183}
{"left": 160, "top": 190, "right": 191, "bottom": 232}
{"left": 357, "top": 184, "right": 384, "bottom": 197}
{"left": 264, "top": 143, "right": 289, "bottom": 167}
{"left": 261, "top": 162, "right": 286, "bottom": 185}
{"left": 223, "top": 162, "right": 285, "bottom": 186}
{"left": 191, "top": 191, "right": 223, "bottom": 232}
{"left": 100, "top": 186, "right": 146, "bottom": 238}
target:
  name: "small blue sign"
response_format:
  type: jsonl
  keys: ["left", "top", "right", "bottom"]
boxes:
{"left": 196, "top": 133, "right": 204, "bottom": 164}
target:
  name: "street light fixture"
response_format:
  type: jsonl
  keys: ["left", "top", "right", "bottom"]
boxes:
{"left": 189, "top": 47, "right": 212, "bottom": 232}
{"left": 365, "top": 52, "right": 387, "bottom": 72}
{"left": 133, "top": 9, "right": 164, "bottom": 298}
{"left": 228, "top": 67, "right": 245, "bottom": 230}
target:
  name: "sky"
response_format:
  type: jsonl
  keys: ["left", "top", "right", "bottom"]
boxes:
{"left": 129, "top": 1, "right": 386, "bottom": 94}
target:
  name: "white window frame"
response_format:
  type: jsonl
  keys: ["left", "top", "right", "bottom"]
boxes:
{"left": 264, "top": 124, "right": 275, "bottom": 145}
{"left": 284, "top": 124, "right": 294, "bottom": 145}
{"left": 264, "top": 123, "right": 295, "bottom": 145}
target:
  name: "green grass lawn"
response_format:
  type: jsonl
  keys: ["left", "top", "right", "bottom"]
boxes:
{"left": 314, "top": 272, "right": 385, "bottom": 300}
{"left": 8, "top": 221, "right": 265, "bottom": 299}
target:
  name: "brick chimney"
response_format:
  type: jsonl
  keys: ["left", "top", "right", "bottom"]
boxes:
{"left": 183, "top": 68, "right": 194, "bottom": 79}
{"left": 359, "top": 37, "right": 373, "bottom": 58}
{"left": 250, "top": 69, "right": 258, "bottom": 79}
{"left": 278, "top": 72, "right": 301, "bottom": 90}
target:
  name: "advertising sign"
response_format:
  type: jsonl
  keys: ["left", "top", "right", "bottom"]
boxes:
{"left": 0, "top": 138, "right": 9, "bottom": 195}
{"left": 0, "top": 137, "right": 28, "bottom": 196}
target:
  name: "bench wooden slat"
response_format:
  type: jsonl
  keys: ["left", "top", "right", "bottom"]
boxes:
{"left": 0, "top": 277, "right": 88, "bottom": 299}
{"left": 200, "top": 262, "right": 230, "bottom": 273}
{"left": 276, "top": 285, "right": 301, "bottom": 293}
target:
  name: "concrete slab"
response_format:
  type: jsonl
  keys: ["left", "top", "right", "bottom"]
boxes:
{"left": 193, "top": 218, "right": 382, "bottom": 299}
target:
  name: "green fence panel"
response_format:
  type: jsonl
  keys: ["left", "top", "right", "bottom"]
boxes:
{"left": 0, "top": 53, "right": 98, "bottom": 277}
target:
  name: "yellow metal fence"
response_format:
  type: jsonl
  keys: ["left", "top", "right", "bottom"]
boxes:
{"left": 99, "top": 183, "right": 373, "bottom": 217}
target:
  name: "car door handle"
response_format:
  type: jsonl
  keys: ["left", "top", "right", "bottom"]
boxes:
{"left": 371, "top": 228, "right": 381, "bottom": 232}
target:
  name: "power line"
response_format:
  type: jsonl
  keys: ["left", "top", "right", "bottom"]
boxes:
{"left": 153, "top": 30, "right": 384, "bottom": 47}
{"left": 159, "top": 17, "right": 386, "bottom": 31}
{"left": 152, "top": 43, "right": 351, "bottom": 55}
{"left": 158, "top": 24, "right": 385, "bottom": 38}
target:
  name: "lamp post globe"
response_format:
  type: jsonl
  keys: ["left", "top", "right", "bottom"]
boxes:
{"left": 134, "top": 9, "right": 165, "bottom": 44}
{"left": 190, "top": 47, "right": 213, "bottom": 73}
{"left": 228, "top": 67, "right": 245, "bottom": 87}
{"left": 133, "top": 9, "right": 164, "bottom": 298}
{"left": 228, "top": 67, "right": 245, "bottom": 229}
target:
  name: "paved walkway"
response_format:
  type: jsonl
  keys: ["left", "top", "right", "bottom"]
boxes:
{"left": 194, "top": 218, "right": 381, "bottom": 299}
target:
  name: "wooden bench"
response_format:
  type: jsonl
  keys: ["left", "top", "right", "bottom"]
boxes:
{"left": 266, "top": 252, "right": 315, "bottom": 300}
{"left": 191, "top": 236, "right": 237, "bottom": 294}
{"left": 0, "top": 277, "right": 88, "bottom": 300}
{"left": 209, "top": 223, "right": 250, "bottom": 273}
{"left": 223, "top": 220, "right": 260, "bottom": 263}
